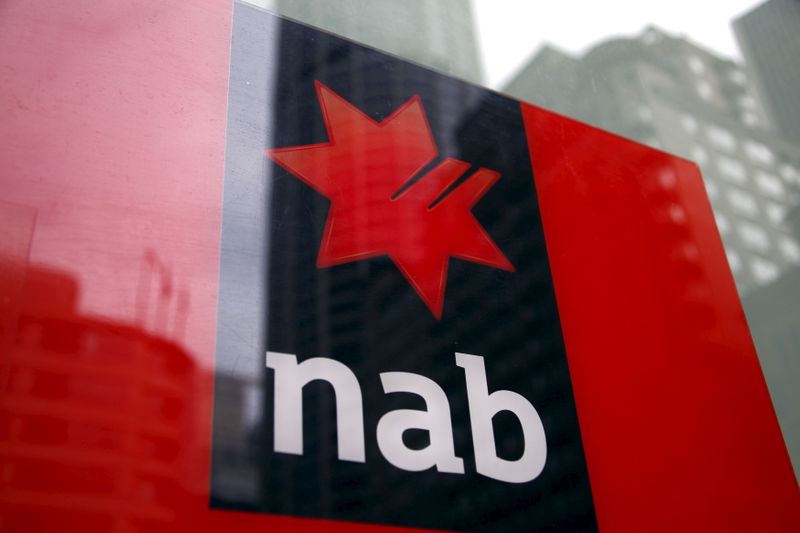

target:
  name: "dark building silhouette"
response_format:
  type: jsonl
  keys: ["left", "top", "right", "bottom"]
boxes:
{"left": 735, "top": 0, "right": 800, "bottom": 143}
{"left": 273, "top": 0, "right": 485, "bottom": 84}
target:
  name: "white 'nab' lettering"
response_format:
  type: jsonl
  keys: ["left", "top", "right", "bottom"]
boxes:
{"left": 266, "top": 351, "right": 547, "bottom": 483}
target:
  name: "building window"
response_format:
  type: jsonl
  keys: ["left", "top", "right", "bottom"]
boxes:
{"left": 729, "top": 69, "right": 747, "bottom": 85}
{"left": 779, "top": 238, "right": 800, "bottom": 262}
{"left": 697, "top": 81, "right": 713, "bottom": 100}
{"left": 668, "top": 204, "right": 686, "bottom": 223}
{"left": 778, "top": 237, "right": 800, "bottom": 263}
{"left": 680, "top": 114, "right": 698, "bottom": 133}
{"left": 742, "top": 112, "right": 758, "bottom": 126}
{"left": 658, "top": 169, "right": 677, "bottom": 189}
{"left": 754, "top": 170, "right": 785, "bottom": 196}
{"left": 750, "top": 257, "right": 779, "bottom": 284}
{"left": 739, "top": 222, "right": 770, "bottom": 252}
{"left": 726, "top": 249, "right": 741, "bottom": 271}
{"left": 716, "top": 155, "right": 746, "bottom": 184}
{"left": 680, "top": 243, "right": 700, "bottom": 262}
{"left": 705, "top": 180, "right": 718, "bottom": 198}
{"left": 688, "top": 55, "right": 706, "bottom": 74}
{"left": 766, "top": 202, "right": 786, "bottom": 224}
{"left": 715, "top": 211, "right": 729, "bottom": 232}
{"left": 691, "top": 145, "right": 709, "bottom": 165}
{"left": 706, "top": 124, "right": 736, "bottom": 151}
{"left": 744, "top": 140, "right": 775, "bottom": 165}
{"left": 727, "top": 188, "right": 759, "bottom": 216}
{"left": 779, "top": 164, "right": 799, "bottom": 183}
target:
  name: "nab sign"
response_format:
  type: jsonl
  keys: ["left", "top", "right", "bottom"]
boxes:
{"left": 209, "top": 4, "right": 799, "bottom": 533}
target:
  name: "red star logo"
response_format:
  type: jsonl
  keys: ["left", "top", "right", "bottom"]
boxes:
{"left": 267, "top": 81, "right": 514, "bottom": 318}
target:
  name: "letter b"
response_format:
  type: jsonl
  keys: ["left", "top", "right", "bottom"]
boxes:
{"left": 456, "top": 352, "right": 546, "bottom": 483}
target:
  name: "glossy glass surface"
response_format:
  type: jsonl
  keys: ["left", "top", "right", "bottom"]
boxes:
{"left": 1, "top": 1, "right": 798, "bottom": 532}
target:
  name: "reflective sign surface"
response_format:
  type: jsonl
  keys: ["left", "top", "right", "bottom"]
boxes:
{"left": 1, "top": 1, "right": 797, "bottom": 532}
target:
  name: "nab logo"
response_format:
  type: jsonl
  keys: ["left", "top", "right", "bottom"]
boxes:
{"left": 267, "top": 81, "right": 514, "bottom": 318}
{"left": 264, "top": 82, "right": 545, "bottom": 484}
{"left": 267, "top": 351, "right": 547, "bottom": 484}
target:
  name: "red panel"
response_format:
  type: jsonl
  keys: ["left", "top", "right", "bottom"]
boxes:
{"left": 0, "top": 1, "right": 230, "bottom": 531}
{"left": 0, "top": 2, "right": 435, "bottom": 532}
{"left": 523, "top": 103, "right": 800, "bottom": 532}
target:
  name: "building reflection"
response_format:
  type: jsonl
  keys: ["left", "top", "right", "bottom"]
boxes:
{"left": 503, "top": 24, "right": 800, "bottom": 297}
{"left": 0, "top": 264, "right": 203, "bottom": 532}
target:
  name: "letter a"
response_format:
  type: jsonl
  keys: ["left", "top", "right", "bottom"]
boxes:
{"left": 377, "top": 372, "right": 465, "bottom": 474}
{"left": 456, "top": 352, "right": 546, "bottom": 483}
{"left": 266, "top": 351, "right": 365, "bottom": 462}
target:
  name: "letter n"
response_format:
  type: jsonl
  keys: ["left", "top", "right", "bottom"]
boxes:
{"left": 266, "top": 351, "right": 365, "bottom": 462}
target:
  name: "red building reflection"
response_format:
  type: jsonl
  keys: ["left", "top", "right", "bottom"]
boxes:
{"left": 0, "top": 265, "right": 201, "bottom": 532}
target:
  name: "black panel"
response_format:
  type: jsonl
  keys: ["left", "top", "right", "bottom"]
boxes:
{"left": 211, "top": 4, "right": 596, "bottom": 532}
